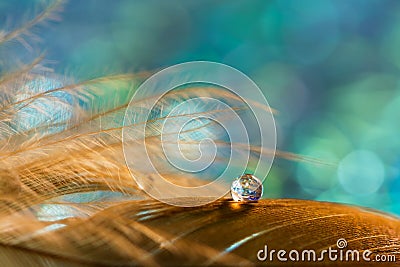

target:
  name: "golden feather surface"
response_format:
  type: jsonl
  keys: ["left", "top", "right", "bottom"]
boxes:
{"left": 0, "top": 198, "right": 398, "bottom": 266}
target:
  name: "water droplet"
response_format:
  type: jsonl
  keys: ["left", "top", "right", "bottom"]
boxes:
{"left": 231, "top": 174, "right": 263, "bottom": 202}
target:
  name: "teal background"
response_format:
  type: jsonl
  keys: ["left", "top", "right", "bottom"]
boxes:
{"left": 2, "top": 0, "right": 400, "bottom": 215}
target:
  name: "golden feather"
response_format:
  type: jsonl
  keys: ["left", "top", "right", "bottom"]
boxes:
{"left": 0, "top": 2, "right": 398, "bottom": 267}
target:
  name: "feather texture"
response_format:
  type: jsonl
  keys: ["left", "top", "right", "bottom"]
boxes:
{"left": 0, "top": 1, "right": 398, "bottom": 266}
{"left": 0, "top": 199, "right": 399, "bottom": 266}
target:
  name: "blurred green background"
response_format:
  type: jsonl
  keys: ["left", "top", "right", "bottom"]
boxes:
{"left": 2, "top": 0, "right": 400, "bottom": 215}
